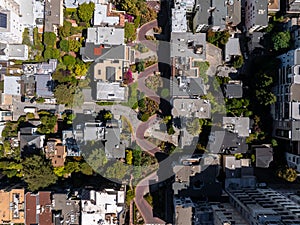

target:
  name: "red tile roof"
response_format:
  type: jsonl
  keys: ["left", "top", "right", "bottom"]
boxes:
{"left": 25, "top": 193, "right": 37, "bottom": 225}
{"left": 94, "top": 46, "right": 103, "bottom": 56}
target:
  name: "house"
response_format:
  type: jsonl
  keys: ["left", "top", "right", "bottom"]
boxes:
{"left": 52, "top": 193, "right": 80, "bottom": 225}
{"left": 225, "top": 37, "right": 242, "bottom": 63}
{"left": 172, "top": 155, "right": 222, "bottom": 199}
{"left": 3, "top": 75, "right": 21, "bottom": 96}
{"left": 19, "top": 127, "right": 45, "bottom": 157}
{"left": 83, "top": 122, "right": 105, "bottom": 141}
{"left": 173, "top": 197, "right": 194, "bottom": 225}
{"left": 0, "top": 43, "right": 28, "bottom": 61}
{"left": 172, "top": 98, "right": 211, "bottom": 119}
{"left": 62, "top": 129, "right": 81, "bottom": 156}
{"left": 64, "top": 0, "right": 101, "bottom": 8}
{"left": 80, "top": 27, "right": 125, "bottom": 62}
{"left": 0, "top": 109, "right": 12, "bottom": 121}
{"left": 252, "top": 145, "right": 273, "bottom": 168}
{"left": 95, "top": 82, "right": 127, "bottom": 101}
{"left": 93, "top": 2, "right": 125, "bottom": 27}
{"left": 207, "top": 130, "right": 248, "bottom": 154}
{"left": 245, "top": 0, "right": 268, "bottom": 33}
{"left": 34, "top": 74, "right": 54, "bottom": 98}
{"left": 20, "top": 75, "right": 36, "bottom": 97}
{"left": 25, "top": 192, "right": 52, "bottom": 225}
{"left": 45, "top": 138, "right": 67, "bottom": 167}
{"left": 223, "top": 80, "right": 243, "bottom": 98}
{"left": 0, "top": 1, "right": 23, "bottom": 44}
{"left": 81, "top": 188, "right": 125, "bottom": 225}
{"left": 0, "top": 189, "right": 25, "bottom": 224}
{"left": 223, "top": 117, "right": 250, "bottom": 137}
{"left": 44, "top": 0, "right": 63, "bottom": 33}
{"left": 193, "top": 0, "right": 241, "bottom": 33}
{"left": 286, "top": 0, "right": 300, "bottom": 14}
{"left": 23, "top": 59, "right": 58, "bottom": 75}
{"left": 92, "top": 45, "right": 135, "bottom": 81}
{"left": 171, "top": 0, "right": 188, "bottom": 32}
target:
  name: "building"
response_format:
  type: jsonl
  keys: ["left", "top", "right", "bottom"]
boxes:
{"left": 172, "top": 155, "right": 222, "bottom": 199}
{"left": 207, "top": 130, "right": 248, "bottom": 154}
{"left": 225, "top": 37, "right": 242, "bottom": 63}
{"left": 172, "top": 98, "right": 211, "bottom": 119}
{"left": 23, "top": 59, "right": 58, "bottom": 75}
{"left": 44, "top": 0, "right": 63, "bottom": 33}
{"left": 272, "top": 48, "right": 300, "bottom": 171}
{"left": 0, "top": 189, "right": 25, "bottom": 224}
{"left": 81, "top": 188, "right": 125, "bottom": 225}
{"left": 80, "top": 28, "right": 126, "bottom": 62}
{"left": 223, "top": 117, "right": 250, "bottom": 137}
{"left": 245, "top": 0, "right": 268, "bottom": 33}
{"left": 252, "top": 145, "right": 273, "bottom": 168}
{"left": 45, "top": 138, "right": 67, "bottom": 167}
{"left": 95, "top": 82, "right": 127, "bottom": 101}
{"left": 93, "top": 2, "right": 125, "bottom": 27}
{"left": 0, "top": 110, "right": 12, "bottom": 121}
{"left": 64, "top": 0, "right": 102, "bottom": 8}
{"left": 62, "top": 129, "right": 81, "bottom": 156}
{"left": 286, "top": 0, "right": 300, "bottom": 14}
{"left": 34, "top": 74, "right": 54, "bottom": 98}
{"left": 171, "top": 0, "right": 188, "bottom": 32}
{"left": 0, "top": 43, "right": 28, "bottom": 61}
{"left": 268, "top": 0, "right": 280, "bottom": 13}
{"left": 0, "top": 0, "right": 23, "bottom": 43}
{"left": 192, "top": 0, "right": 241, "bottom": 33}
{"left": 223, "top": 80, "right": 243, "bottom": 98}
{"left": 52, "top": 193, "right": 80, "bottom": 225}
{"left": 227, "top": 187, "right": 300, "bottom": 224}
{"left": 3, "top": 75, "right": 21, "bottom": 96}
{"left": 19, "top": 127, "right": 45, "bottom": 157}
{"left": 25, "top": 192, "right": 53, "bottom": 225}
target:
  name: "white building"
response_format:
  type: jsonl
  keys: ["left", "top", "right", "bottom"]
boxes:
{"left": 3, "top": 75, "right": 21, "bottom": 96}
{"left": 0, "top": 0, "right": 24, "bottom": 43}
{"left": 81, "top": 189, "right": 125, "bottom": 225}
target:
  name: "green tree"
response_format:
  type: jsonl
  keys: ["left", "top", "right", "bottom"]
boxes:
{"left": 84, "top": 148, "right": 108, "bottom": 172}
{"left": 124, "top": 22, "right": 136, "bottom": 42}
{"left": 59, "top": 39, "right": 70, "bottom": 52}
{"left": 43, "top": 32, "right": 57, "bottom": 47}
{"left": 277, "top": 167, "right": 298, "bottom": 182}
{"left": 37, "top": 113, "right": 57, "bottom": 134}
{"left": 125, "top": 150, "right": 133, "bottom": 165}
{"left": 233, "top": 55, "right": 244, "bottom": 69}
{"left": 272, "top": 32, "right": 290, "bottom": 51}
{"left": 69, "top": 39, "right": 82, "bottom": 52}
{"left": 104, "top": 161, "right": 127, "bottom": 180}
{"left": 43, "top": 48, "right": 53, "bottom": 61}
{"left": 63, "top": 55, "right": 76, "bottom": 68}
{"left": 54, "top": 84, "right": 76, "bottom": 106}
{"left": 132, "top": 147, "right": 142, "bottom": 166}
{"left": 22, "top": 28, "right": 31, "bottom": 46}
{"left": 74, "top": 64, "right": 88, "bottom": 77}
{"left": 78, "top": 2, "right": 95, "bottom": 23}
{"left": 22, "top": 155, "right": 58, "bottom": 191}
{"left": 52, "top": 69, "right": 73, "bottom": 83}
{"left": 59, "top": 20, "right": 72, "bottom": 38}
{"left": 80, "top": 162, "right": 94, "bottom": 175}
{"left": 136, "top": 61, "right": 145, "bottom": 73}
{"left": 186, "top": 118, "right": 202, "bottom": 136}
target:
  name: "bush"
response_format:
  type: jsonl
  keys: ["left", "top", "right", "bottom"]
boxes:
{"left": 78, "top": 2, "right": 95, "bottom": 23}
{"left": 272, "top": 31, "right": 290, "bottom": 51}
{"left": 161, "top": 88, "right": 169, "bottom": 98}
{"left": 43, "top": 32, "right": 57, "bottom": 47}
{"left": 140, "top": 113, "right": 150, "bottom": 122}
{"left": 124, "top": 22, "right": 136, "bottom": 42}
{"left": 63, "top": 55, "right": 76, "bottom": 67}
{"left": 59, "top": 39, "right": 69, "bottom": 52}
{"left": 233, "top": 55, "right": 244, "bottom": 69}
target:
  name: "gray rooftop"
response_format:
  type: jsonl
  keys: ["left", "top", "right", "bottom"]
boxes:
{"left": 104, "top": 126, "right": 125, "bottom": 159}
{"left": 211, "top": 0, "right": 227, "bottom": 29}
{"left": 96, "top": 82, "right": 126, "bottom": 101}
{"left": 193, "top": 0, "right": 210, "bottom": 32}
{"left": 225, "top": 38, "right": 241, "bottom": 62}
{"left": 7, "top": 44, "right": 28, "bottom": 58}
{"left": 44, "top": 0, "right": 63, "bottom": 32}
{"left": 223, "top": 117, "right": 250, "bottom": 137}
{"left": 170, "top": 32, "right": 206, "bottom": 60}
{"left": 171, "top": 76, "right": 206, "bottom": 98}
{"left": 254, "top": 146, "right": 273, "bottom": 168}
{"left": 207, "top": 130, "right": 248, "bottom": 154}
{"left": 4, "top": 75, "right": 21, "bottom": 96}
{"left": 34, "top": 74, "right": 54, "bottom": 98}
{"left": 172, "top": 98, "right": 211, "bottom": 119}
{"left": 224, "top": 83, "right": 243, "bottom": 98}
{"left": 253, "top": 0, "right": 268, "bottom": 27}
{"left": 226, "top": 0, "right": 241, "bottom": 26}
{"left": 20, "top": 133, "right": 45, "bottom": 157}
{"left": 83, "top": 122, "right": 105, "bottom": 141}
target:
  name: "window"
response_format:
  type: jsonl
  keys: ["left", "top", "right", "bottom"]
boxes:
{"left": 98, "top": 70, "right": 101, "bottom": 75}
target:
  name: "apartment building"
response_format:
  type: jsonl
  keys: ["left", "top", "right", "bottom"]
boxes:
{"left": 272, "top": 48, "right": 300, "bottom": 171}
{"left": 227, "top": 187, "right": 300, "bottom": 224}
{"left": 244, "top": 0, "right": 268, "bottom": 33}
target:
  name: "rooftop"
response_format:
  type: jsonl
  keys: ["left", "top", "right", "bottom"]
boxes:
{"left": 223, "top": 117, "right": 250, "bottom": 137}
{"left": 224, "top": 81, "right": 243, "bottom": 98}
{"left": 86, "top": 27, "right": 124, "bottom": 45}
{"left": 172, "top": 98, "right": 211, "bottom": 119}
{"left": 44, "top": 0, "right": 63, "bottom": 32}
{"left": 95, "top": 82, "right": 127, "bottom": 101}
{"left": 3, "top": 75, "right": 21, "bottom": 96}
{"left": 34, "top": 74, "right": 54, "bottom": 98}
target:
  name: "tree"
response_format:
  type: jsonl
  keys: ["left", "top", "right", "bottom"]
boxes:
{"left": 186, "top": 118, "right": 202, "bottom": 136}
{"left": 22, "top": 28, "right": 31, "bottom": 46}
{"left": 43, "top": 32, "right": 57, "bottom": 47}
{"left": 63, "top": 55, "right": 76, "bottom": 68}
{"left": 52, "top": 69, "right": 73, "bottom": 83}
{"left": 104, "top": 161, "right": 127, "bottom": 180}
{"left": 43, "top": 48, "right": 53, "bottom": 61}
{"left": 74, "top": 64, "right": 88, "bottom": 77}
{"left": 84, "top": 148, "right": 108, "bottom": 173}
{"left": 52, "top": 48, "right": 60, "bottom": 59}
{"left": 272, "top": 32, "right": 290, "bottom": 51}
{"left": 233, "top": 55, "right": 244, "bottom": 69}
{"left": 37, "top": 113, "right": 57, "bottom": 134}
{"left": 59, "top": 39, "right": 70, "bottom": 52}
{"left": 277, "top": 167, "right": 297, "bottom": 182}
{"left": 69, "top": 39, "right": 82, "bottom": 52}
{"left": 123, "top": 69, "right": 134, "bottom": 85}
{"left": 22, "top": 155, "right": 58, "bottom": 191}
{"left": 124, "top": 22, "right": 136, "bottom": 42}
{"left": 80, "top": 162, "right": 94, "bottom": 175}
{"left": 132, "top": 147, "right": 142, "bottom": 166}
{"left": 125, "top": 150, "right": 133, "bottom": 165}
{"left": 54, "top": 84, "right": 77, "bottom": 106}
{"left": 136, "top": 61, "right": 145, "bottom": 73}
{"left": 59, "top": 20, "right": 72, "bottom": 38}
{"left": 78, "top": 2, "right": 95, "bottom": 23}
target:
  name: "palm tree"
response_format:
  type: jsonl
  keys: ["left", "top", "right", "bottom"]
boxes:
{"left": 186, "top": 118, "right": 202, "bottom": 136}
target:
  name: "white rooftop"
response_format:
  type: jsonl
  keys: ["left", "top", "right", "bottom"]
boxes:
{"left": 86, "top": 27, "right": 124, "bottom": 45}
{"left": 96, "top": 82, "right": 126, "bottom": 101}
{"left": 171, "top": 0, "right": 188, "bottom": 32}
{"left": 93, "top": 3, "right": 119, "bottom": 26}
{"left": 4, "top": 75, "right": 21, "bottom": 96}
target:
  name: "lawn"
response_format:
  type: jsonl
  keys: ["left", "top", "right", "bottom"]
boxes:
{"left": 122, "top": 82, "right": 138, "bottom": 108}
{"left": 194, "top": 61, "right": 209, "bottom": 83}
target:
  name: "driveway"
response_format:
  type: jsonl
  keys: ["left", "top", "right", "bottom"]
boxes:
{"left": 138, "top": 20, "right": 158, "bottom": 52}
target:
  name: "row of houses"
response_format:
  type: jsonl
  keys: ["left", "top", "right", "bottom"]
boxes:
{"left": 0, "top": 187, "right": 125, "bottom": 225}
